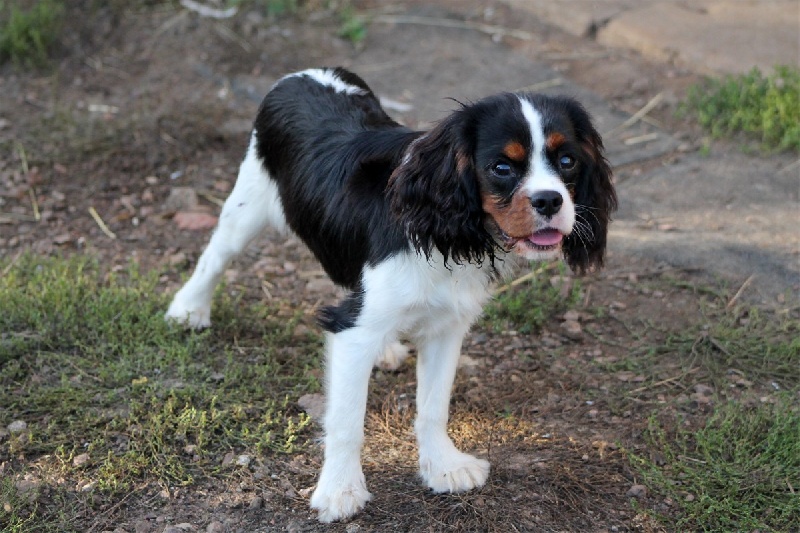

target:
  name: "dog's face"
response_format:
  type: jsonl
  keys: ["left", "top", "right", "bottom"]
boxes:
{"left": 389, "top": 93, "right": 617, "bottom": 273}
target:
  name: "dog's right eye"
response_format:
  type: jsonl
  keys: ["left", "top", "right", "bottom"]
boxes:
{"left": 491, "top": 162, "right": 514, "bottom": 178}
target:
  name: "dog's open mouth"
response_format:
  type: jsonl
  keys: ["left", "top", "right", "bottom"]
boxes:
{"left": 501, "top": 228, "right": 564, "bottom": 252}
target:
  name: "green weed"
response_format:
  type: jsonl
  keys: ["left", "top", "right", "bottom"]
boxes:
{"left": 337, "top": 6, "right": 366, "bottom": 44}
{"left": 0, "top": 0, "right": 64, "bottom": 68}
{"left": 663, "top": 305, "right": 799, "bottom": 391}
{"left": 481, "top": 264, "right": 581, "bottom": 334}
{"left": 0, "top": 254, "right": 321, "bottom": 529}
{"left": 684, "top": 65, "right": 800, "bottom": 152}
{"left": 631, "top": 398, "right": 800, "bottom": 531}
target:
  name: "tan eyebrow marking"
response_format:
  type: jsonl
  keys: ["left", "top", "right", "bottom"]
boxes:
{"left": 546, "top": 132, "right": 566, "bottom": 151}
{"left": 502, "top": 141, "right": 526, "bottom": 162}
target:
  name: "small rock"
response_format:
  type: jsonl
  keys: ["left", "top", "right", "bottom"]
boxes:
{"left": 685, "top": 493, "right": 695, "bottom": 502}
{"left": 345, "top": 524, "right": 361, "bottom": 533}
{"left": 561, "top": 320, "right": 582, "bottom": 339}
{"left": 73, "top": 453, "right": 90, "bottom": 467}
{"left": 205, "top": 522, "right": 224, "bottom": 533}
{"left": 165, "top": 187, "right": 198, "bottom": 212}
{"left": 563, "top": 310, "right": 581, "bottom": 322}
{"left": 80, "top": 480, "right": 97, "bottom": 492}
{"left": 248, "top": 495, "right": 264, "bottom": 509}
{"left": 221, "top": 451, "right": 235, "bottom": 466}
{"left": 627, "top": 484, "right": 647, "bottom": 499}
{"left": 693, "top": 384, "right": 714, "bottom": 396}
{"left": 173, "top": 212, "right": 218, "bottom": 231}
{"left": 297, "top": 393, "right": 325, "bottom": 421}
{"left": 134, "top": 520, "right": 153, "bottom": 533}
{"left": 236, "top": 454, "right": 251, "bottom": 467}
{"left": 8, "top": 420, "right": 27, "bottom": 433}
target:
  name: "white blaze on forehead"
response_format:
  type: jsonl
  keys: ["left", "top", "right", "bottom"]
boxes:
{"left": 516, "top": 96, "right": 576, "bottom": 234}
{"left": 278, "top": 68, "right": 368, "bottom": 96}
{"left": 517, "top": 97, "right": 566, "bottom": 195}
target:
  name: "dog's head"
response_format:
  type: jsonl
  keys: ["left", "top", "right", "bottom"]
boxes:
{"left": 388, "top": 93, "right": 617, "bottom": 273}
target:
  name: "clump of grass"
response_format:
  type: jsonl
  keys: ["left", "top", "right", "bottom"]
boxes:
{"left": 631, "top": 398, "right": 800, "bottom": 531}
{"left": 685, "top": 65, "right": 800, "bottom": 152}
{"left": 664, "top": 305, "right": 799, "bottom": 391}
{"left": 0, "top": 0, "right": 64, "bottom": 68}
{"left": 482, "top": 264, "right": 581, "bottom": 334}
{"left": 0, "top": 254, "right": 321, "bottom": 530}
{"left": 337, "top": 6, "right": 366, "bottom": 44}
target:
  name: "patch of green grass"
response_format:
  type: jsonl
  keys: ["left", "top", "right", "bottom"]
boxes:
{"left": 631, "top": 397, "right": 800, "bottom": 531}
{"left": 685, "top": 65, "right": 800, "bottom": 152}
{"left": 0, "top": 254, "right": 321, "bottom": 530}
{"left": 0, "top": 0, "right": 64, "bottom": 68}
{"left": 337, "top": 6, "right": 366, "bottom": 44}
{"left": 664, "top": 305, "right": 799, "bottom": 391}
{"left": 481, "top": 263, "right": 581, "bottom": 334}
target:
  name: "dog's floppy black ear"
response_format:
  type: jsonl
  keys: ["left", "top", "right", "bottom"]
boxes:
{"left": 562, "top": 102, "right": 618, "bottom": 274}
{"left": 388, "top": 112, "right": 496, "bottom": 265}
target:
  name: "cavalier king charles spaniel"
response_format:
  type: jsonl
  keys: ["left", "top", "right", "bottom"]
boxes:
{"left": 166, "top": 67, "right": 616, "bottom": 522}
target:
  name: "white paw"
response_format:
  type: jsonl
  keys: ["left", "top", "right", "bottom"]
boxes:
{"left": 375, "top": 341, "right": 411, "bottom": 371}
{"left": 310, "top": 475, "right": 372, "bottom": 523}
{"left": 165, "top": 297, "right": 211, "bottom": 329}
{"left": 420, "top": 451, "right": 490, "bottom": 493}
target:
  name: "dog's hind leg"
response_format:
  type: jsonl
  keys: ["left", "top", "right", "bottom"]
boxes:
{"left": 166, "top": 133, "right": 287, "bottom": 328}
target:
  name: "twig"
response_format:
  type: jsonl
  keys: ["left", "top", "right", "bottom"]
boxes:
{"left": 212, "top": 22, "right": 252, "bottom": 53}
{"left": 198, "top": 190, "right": 225, "bottom": 207}
{"left": 0, "top": 211, "right": 38, "bottom": 221}
{"left": 726, "top": 274, "right": 755, "bottom": 309}
{"left": 516, "top": 77, "right": 564, "bottom": 92}
{"left": 623, "top": 132, "right": 660, "bottom": 145}
{"left": 179, "top": 0, "right": 237, "bottom": 19}
{"left": 603, "top": 92, "right": 665, "bottom": 137}
{"left": 493, "top": 264, "right": 552, "bottom": 295}
{"left": 629, "top": 367, "right": 698, "bottom": 394}
{"left": 28, "top": 188, "right": 41, "bottom": 221}
{"left": 88, "top": 206, "right": 117, "bottom": 240}
{"left": 2, "top": 250, "right": 23, "bottom": 277}
{"left": 372, "top": 14, "right": 534, "bottom": 41}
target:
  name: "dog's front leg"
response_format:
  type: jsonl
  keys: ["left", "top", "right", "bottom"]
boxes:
{"left": 310, "top": 329, "right": 381, "bottom": 522}
{"left": 415, "top": 323, "right": 490, "bottom": 493}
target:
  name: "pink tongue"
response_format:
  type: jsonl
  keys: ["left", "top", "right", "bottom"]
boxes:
{"left": 529, "top": 229, "right": 563, "bottom": 246}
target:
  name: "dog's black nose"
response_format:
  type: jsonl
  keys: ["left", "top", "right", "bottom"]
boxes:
{"left": 531, "top": 190, "right": 563, "bottom": 217}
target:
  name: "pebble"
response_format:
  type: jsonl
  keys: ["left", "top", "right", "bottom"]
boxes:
{"left": 73, "top": 453, "right": 90, "bottom": 467}
{"left": 8, "top": 420, "right": 27, "bottom": 433}
{"left": 626, "top": 484, "right": 647, "bottom": 499}
{"left": 205, "top": 522, "right": 224, "bottom": 533}
{"left": 236, "top": 454, "right": 251, "bottom": 467}
{"left": 248, "top": 495, "right": 264, "bottom": 509}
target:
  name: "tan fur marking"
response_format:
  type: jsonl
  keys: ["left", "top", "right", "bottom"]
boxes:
{"left": 482, "top": 190, "right": 536, "bottom": 238}
{"left": 456, "top": 150, "right": 471, "bottom": 175}
{"left": 502, "top": 141, "right": 526, "bottom": 162}
{"left": 546, "top": 132, "right": 566, "bottom": 151}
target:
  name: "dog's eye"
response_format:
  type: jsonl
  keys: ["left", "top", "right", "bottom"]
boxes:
{"left": 558, "top": 155, "right": 576, "bottom": 171}
{"left": 491, "top": 162, "right": 514, "bottom": 178}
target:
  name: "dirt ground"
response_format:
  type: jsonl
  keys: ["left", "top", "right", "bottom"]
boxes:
{"left": 1, "top": 1, "right": 792, "bottom": 532}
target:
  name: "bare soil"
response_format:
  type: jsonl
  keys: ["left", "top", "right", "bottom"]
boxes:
{"left": 0, "top": 1, "right": 784, "bottom": 532}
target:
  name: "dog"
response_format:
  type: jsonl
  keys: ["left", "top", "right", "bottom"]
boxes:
{"left": 166, "top": 67, "right": 616, "bottom": 522}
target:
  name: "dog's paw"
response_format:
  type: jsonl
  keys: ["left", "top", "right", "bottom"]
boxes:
{"left": 310, "top": 477, "right": 372, "bottom": 523}
{"left": 375, "top": 341, "right": 411, "bottom": 371}
{"left": 420, "top": 451, "right": 490, "bottom": 493}
{"left": 165, "top": 298, "right": 211, "bottom": 329}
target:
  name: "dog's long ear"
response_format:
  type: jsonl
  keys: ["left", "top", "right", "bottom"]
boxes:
{"left": 388, "top": 112, "right": 495, "bottom": 265}
{"left": 562, "top": 102, "right": 618, "bottom": 274}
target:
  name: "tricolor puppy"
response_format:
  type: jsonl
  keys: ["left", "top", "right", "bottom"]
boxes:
{"left": 166, "top": 67, "right": 616, "bottom": 522}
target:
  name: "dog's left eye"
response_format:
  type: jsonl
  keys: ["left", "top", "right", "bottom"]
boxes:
{"left": 491, "top": 162, "right": 514, "bottom": 178}
{"left": 558, "top": 155, "right": 575, "bottom": 170}
{"left": 558, "top": 155, "right": 576, "bottom": 170}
